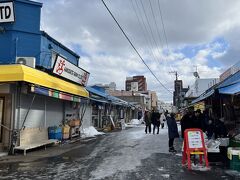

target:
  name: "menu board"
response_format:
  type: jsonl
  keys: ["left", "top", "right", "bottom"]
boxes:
{"left": 187, "top": 131, "right": 203, "bottom": 149}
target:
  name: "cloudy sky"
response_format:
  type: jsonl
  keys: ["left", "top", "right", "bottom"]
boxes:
{"left": 35, "top": 0, "right": 240, "bottom": 102}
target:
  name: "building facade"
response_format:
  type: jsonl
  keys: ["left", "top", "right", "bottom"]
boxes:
{"left": 125, "top": 76, "right": 147, "bottom": 91}
{"left": 185, "top": 78, "right": 219, "bottom": 98}
{"left": 173, "top": 80, "right": 189, "bottom": 110}
{"left": 0, "top": 0, "right": 89, "bottom": 153}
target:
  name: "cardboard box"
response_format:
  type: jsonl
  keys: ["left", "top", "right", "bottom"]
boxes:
{"left": 62, "top": 133, "right": 69, "bottom": 140}
{"left": 68, "top": 119, "right": 81, "bottom": 127}
{"left": 62, "top": 125, "right": 70, "bottom": 133}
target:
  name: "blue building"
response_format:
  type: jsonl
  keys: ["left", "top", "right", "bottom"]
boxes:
{"left": 0, "top": 0, "right": 79, "bottom": 67}
{"left": 0, "top": 0, "right": 89, "bottom": 154}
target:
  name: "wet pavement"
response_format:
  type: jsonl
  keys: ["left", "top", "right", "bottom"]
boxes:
{"left": 0, "top": 126, "right": 239, "bottom": 180}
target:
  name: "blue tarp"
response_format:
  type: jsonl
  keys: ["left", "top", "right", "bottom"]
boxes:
{"left": 87, "top": 86, "right": 130, "bottom": 106}
{"left": 86, "top": 86, "right": 108, "bottom": 98}
{"left": 218, "top": 81, "right": 240, "bottom": 95}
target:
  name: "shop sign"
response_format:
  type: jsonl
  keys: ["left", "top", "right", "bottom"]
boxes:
{"left": 194, "top": 101, "right": 205, "bottom": 111}
{"left": 53, "top": 55, "right": 90, "bottom": 86}
{"left": 0, "top": 2, "right": 15, "bottom": 23}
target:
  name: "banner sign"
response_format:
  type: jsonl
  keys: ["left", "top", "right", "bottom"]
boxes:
{"left": 0, "top": 2, "right": 15, "bottom": 23}
{"left": 53, "top": 55, "right": 90, "bottom": 86}
{"left": 30, "top": 86, "right": 81, "bottom": 102}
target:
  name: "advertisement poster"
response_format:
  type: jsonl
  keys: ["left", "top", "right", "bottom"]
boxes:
{"left": 187, "top": 131, "right": 203, "bottom": 149}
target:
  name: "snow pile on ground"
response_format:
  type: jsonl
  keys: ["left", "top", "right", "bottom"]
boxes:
{"left": 161, "top": 174, "right": 170, "bottom": 178}
{"left": 191, "top": 163, "right": 210, "bottom": 171}
{"left": 126, "top": 119, "right": 145, "bottom": 127}
{"left": 81, "top": 126, "right": 104, "bottom": 138}
{"left": 0, "top": 152, "right": 8, "bottom": 157}
{"left": 130, "top": 119, "right": 142, "bottom": 125}
{"left": 225, "top": 170, "right": 240, "bottom": 177}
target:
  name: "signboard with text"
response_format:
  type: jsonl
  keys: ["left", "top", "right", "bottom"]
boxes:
{"left": 0, "top": 2, "right": 15, "bottom": 23}
{"left": 53, "top": 55, "right": 90, "bottom": 86}
{"left": 182, "top": 128, "right": 209, "bottom": 169}
{"left": 187, "top": 131, "right": 203, "bottom": 149}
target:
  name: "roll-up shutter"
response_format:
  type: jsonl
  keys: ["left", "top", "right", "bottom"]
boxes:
{"left": 19, "top": 94, "right": 63, "bottom": 128}
{"left": 46, "top": 98, "right": 63, "bottom": 127}
{"left": 19, "top": 94, "right": 45, "bottom": 128}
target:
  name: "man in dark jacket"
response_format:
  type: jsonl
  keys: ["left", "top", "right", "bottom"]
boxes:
{"left": 180, "top": 110, "right": 195, "bottom": 138}
{"left": 144, "top": 111, "right": 151, "bottom": 134}
{"left": 153, "top": 111, "right": 161, "bottom": 134}
{"left": 151, "top": 110, "right": 158, "bottom": 134}
{"left": 192, "top": 109, "right": 204, "bottom": 130}
{"left": 167, "top": 113, "right": 179, "bottom": 152}
{"left": 215, "top": 117, "right": 227, "bottom": 138}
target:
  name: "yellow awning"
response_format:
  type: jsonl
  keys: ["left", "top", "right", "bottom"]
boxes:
{"left": 0, "top": 64, "right": 89, "bottom": 98}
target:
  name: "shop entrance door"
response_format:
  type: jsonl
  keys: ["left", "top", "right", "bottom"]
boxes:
{"left": 0, "top": 98, "right": 4, "bottom": 143}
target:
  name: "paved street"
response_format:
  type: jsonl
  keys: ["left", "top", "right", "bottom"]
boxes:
{"left": 0, "top": 126, "right": 238, "bottom": 180}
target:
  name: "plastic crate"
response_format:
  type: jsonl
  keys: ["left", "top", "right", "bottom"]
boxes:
{"left": 228, "top": 147, "right": 240, "bottom": 171}
{"left": 48, "top": 126, "right": 62, "bottom": 140}
{"left": 229, "top": 139, "right": 240, "bottom": 147}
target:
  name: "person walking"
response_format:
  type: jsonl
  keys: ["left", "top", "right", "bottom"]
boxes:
{"left": 160, "top": 112, "right": 166, "bottom": 129}
{"left": 144, "top": 111, "right": 151, "bottom": 134}
{"left": 166, "top": 112, "right": 179, "bottom": 152}
{"left": 154, "top": 111, "right": 161, "bottom": 134}
{"left": 151, "top": 110, "right": 157, "bottom": 134}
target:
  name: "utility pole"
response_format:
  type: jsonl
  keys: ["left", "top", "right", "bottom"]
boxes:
{"left": 169, "top": 71, "right": 178, "bottom": 80}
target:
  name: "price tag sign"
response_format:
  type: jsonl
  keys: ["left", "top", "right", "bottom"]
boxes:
{"left": 187, "top": 131, "right": 203, "bottom": 149}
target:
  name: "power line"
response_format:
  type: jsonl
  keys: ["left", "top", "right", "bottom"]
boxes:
{"left": 134, "top": 0, "right": 160, "bottom": 65}
{"left": 158, "top": 0, "right": 169, "bottom": 52}
{"left": 101, "top": 0, "right": 172, "bottom": 94}
{"left": 130, "top": 0, "right": 159, "bottom": 65}
{"left": 134, "top": 0, "right": 169, "bottom": 86}
{"left": 149, "top": 0, "right": 164, "bottom": 50}
{"left": 132, "top": 0, "right": 168, "bottom": 87}
{"left": 139, "top": 0, "right": 161, "bottom": 59}
{"left": 157, "top": 0, "right": 175, "bottom": 74}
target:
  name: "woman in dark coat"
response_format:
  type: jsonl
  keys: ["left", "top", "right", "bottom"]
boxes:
{"left": 167, "top": 113, "right": 179, "bottom": 152}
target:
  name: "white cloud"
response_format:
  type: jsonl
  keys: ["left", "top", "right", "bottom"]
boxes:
{"left": 34, "top": 0, "right": 240, "bottom": 102}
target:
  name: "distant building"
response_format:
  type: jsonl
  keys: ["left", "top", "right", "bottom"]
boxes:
{"left": 150, "top": 91, "right": 158, "bottom": 110}
{"left": 125, "top": 76, "right": 147, "bottom": 91}
{"left": 109, "top": 90, "right": 158, "bottom": 111}
{"left": 173, "top": 80, "right": 189, "bottom": 110}
{"left": 185, "top": 78, "right": 219, "bottom": 98}
{"left": 94, "top": 82, "right": 116, "bottom": 91}
{"left": 158, "top": 101, "right": 174, "bottom": 113}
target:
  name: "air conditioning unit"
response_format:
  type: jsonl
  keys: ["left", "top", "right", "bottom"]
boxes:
{"left": 16, "top": 57, "right": 36, "bottom": 68}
